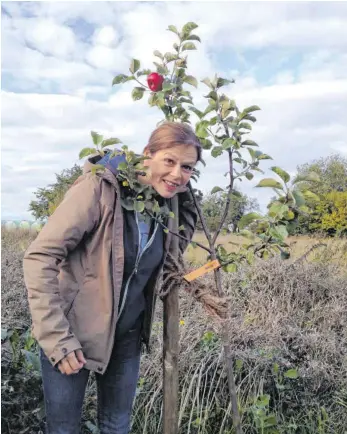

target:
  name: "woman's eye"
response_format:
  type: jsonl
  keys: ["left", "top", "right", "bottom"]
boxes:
{"left": 182, "top": 165, "right": 193, "bottom": 172}
{"left": 165, "top": 159, "right": 175, "bottom": 165}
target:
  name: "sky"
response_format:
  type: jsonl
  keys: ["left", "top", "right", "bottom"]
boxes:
{"left": 1, "top": 0, "right": 347, "bottom": 221}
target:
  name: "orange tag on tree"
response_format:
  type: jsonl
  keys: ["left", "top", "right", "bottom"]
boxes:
{"left": 183, "top": 259, "right": 221, "bottom": 282}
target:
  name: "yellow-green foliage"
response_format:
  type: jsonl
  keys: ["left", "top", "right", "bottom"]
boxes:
{"left": 310, "top": 191, "right": 347, "bottom": 235}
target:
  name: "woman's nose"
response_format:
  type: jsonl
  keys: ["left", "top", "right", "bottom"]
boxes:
{"left": 170, "top": 164, "right": 182, "bottom": 179}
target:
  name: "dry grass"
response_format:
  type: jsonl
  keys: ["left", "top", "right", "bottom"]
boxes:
{"left": 2, "top": 227, "right": 347, "bottom": 433}
{"left": 185, "top": 231, "right": 347, "bottom": 268}
{"left": 130, "top": 255, "right": 347, "bottom": 433}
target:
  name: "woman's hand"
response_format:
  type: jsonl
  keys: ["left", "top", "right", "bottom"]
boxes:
{"left": 57, "top": 349, "right": 86, "bottom": 375}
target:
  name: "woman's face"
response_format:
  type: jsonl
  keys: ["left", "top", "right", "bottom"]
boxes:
{"left": 143, "top": 144, "right": 198, "bottom": 198}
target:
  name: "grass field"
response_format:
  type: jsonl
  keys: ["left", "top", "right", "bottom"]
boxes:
{"left": 185, "top": 231, "right": 347, "bottom": 267}
{"left": 2, "top": 227, "right": 347, "bottom": 433}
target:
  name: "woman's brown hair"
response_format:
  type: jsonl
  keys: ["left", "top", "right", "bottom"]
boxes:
{"left": 143, "top": 121, "right": 202, "bottom": 163}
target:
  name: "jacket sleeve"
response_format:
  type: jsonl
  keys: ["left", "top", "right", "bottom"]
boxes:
{"left": 177, "top": 187, "right": 198, "bottom": 254}
{"left": 23, "top": 173, "right": 101, "bottom": 366}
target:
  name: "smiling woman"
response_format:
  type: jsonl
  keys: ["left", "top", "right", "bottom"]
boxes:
{"left": 22, "top": 120, "right": 202, "bottom": 434}
{"left": 139, "top": 122, "right": 202, "bottom": 198}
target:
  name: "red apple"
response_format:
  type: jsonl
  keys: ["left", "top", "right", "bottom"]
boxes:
{"left": 147, "top": 72, "right": 164, "bottom": 92}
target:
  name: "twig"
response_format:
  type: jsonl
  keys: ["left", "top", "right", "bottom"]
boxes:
{"left": 212, "top": 149, "right": 234, "bottom": 245}
{"left": 145, "top": 210, "right": 212, "bottom": 254}
{"left": 188, "top": 182, "right": 213, "bottom": 246}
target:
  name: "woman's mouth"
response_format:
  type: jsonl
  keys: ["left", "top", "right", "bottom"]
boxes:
{"left": 163, "top": 179, "right": 179, "bottom": 192}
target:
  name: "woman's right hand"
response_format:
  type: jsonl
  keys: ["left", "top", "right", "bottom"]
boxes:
{"left": 57, "top": 349, "right": 86, "bottom": 375}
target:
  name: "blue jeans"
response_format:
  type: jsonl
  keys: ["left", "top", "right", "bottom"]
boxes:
{"left": 40, "top": 322, "right": 142, "bottom": 434}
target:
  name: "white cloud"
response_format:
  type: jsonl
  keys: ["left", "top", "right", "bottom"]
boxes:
{"left": 24, "top": 19, "right": 76, "bottom": 58}
{"left": 85, "top": 45, "right": 127, "bottom": 71}
{"left": 93, "top": 26, "right": 119, "bottom": 47}
{"left": 1, "top": 1, "right": 347, "bottom": 219}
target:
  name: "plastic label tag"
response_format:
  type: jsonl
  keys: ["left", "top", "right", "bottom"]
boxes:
{"left": 183, "top": 259, "right": 220, "bottom": 282}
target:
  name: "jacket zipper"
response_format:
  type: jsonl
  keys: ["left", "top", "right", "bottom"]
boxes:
{"left": 117, "top": 212, "right": 158, "bottom": 320}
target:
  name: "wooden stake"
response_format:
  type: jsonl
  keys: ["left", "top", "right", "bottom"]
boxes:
{"left": 163, "top": 196, "right": 179, "bottom": 434}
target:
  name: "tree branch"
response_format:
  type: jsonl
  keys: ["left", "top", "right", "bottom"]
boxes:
{"left": 145, "top": 209, "right": 211, "bottom": 254}
{"left": 212, "top": 148, "right": 234, "bottom": 245}
{"left": 187, "top": 182, "right": 213, "bottom": 246}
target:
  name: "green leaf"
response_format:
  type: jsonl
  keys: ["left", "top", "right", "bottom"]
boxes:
{"left": 222, "top": 138, "right": 235, "bottom": 150}
{"left": 245, "top": 172, "right": 254, "bottom": 180}
{"left": 268, "top": 202, "right": 288, "bottom": 217}
{"left": 230, "top": 190, "right": 242, "bottom": 198}
{"left": 270, "top": 225, "right": 288, "bottom": 241}
{"left": 186, "top": 34, "right": 201, "bottom": 42}
{"left": 168, "top": 211, "right": 175, "bottom": 218}
{"left": 131, "top": 87, "right": 145, "bottom": 101}
{"left": 164, "top": 52, "right": 178, "bottom": 63}
{"left": 256, "top": 178, "right": 283, "bottom": 189}
{"left": 183, "top": 75, "right": 198, "bottom": 88}
{"left": 257, "top": 153, "right": 273, "bottom": 160}
{"left": 154, "top": 63, "right": 169, "bottom": 75}
{"left": 238, "top": 122, "right": 252, "bottom": 130}
{"left": 101, "top": 138, "right": 122, "bottom": 147}
{"left": 201, "top": 77, "right": 213, "bottom": 89}
{"left": 134, "top": 201, "right": 145, "bottom": 213}
{"left": 242, "top": 105, "right": 261, "bottom": 114}
{"left": 204, "top": 103, "right": 216, "bottom": 117}
{"left": 270, "top": 166, "right": 290, "bottom": 183}
{"left": 243, "top": 114, "right": 257, "bottom": 122}
{"left": 284, "top": 368, "right": 299, "bottom": 379}
{"left": 211, "top": 146, "right": 223, "bottom": 158}
{"left": 292, "top": 190, "right": 305, "bottom": 206}
{"left": 178, "top": 225, "right": 185, "bottom": 231}
{"left": 216, "top": 78, "right": 235, "bottom": 88}
{"left": 167, "top": 25, "right": 179, "bottom": 35}
{"left": 91, "top": 164, "right": 105, "bottom": 175}
{"left": 195, "top": 121, "right": 209, "bottom": 139}
{"left": 162, "top": 81, "right": 176, "bottom": 91}
{"left": 211, "top": 186, "right": 223, "bottom": 194}
{"left": 137, "top": 69, "right": 152, "bottom": 77}
{"left": 199, "top": 138, "right": 213, "bottom": 150}
{"left": 225, "top": 263, "right": 237, "bottom": 273}
{"left": 22, "top": 350, "right": 41, "bottom": 372}
{"left": 189, "top": 106, "right": 204, "bottom": 119}
{"left": 182, "top": 42, "right": 197, "bottom": 51}
{"left": 91, "top": 131, "right": 103, "bottom": 146}
{"left": 205, "top": 90, "right": 218, "bottom": 101}
{"left": 241, "top": 139, "right": 258, "bottom": 147}
{"left": 130, "top": 59, "right": 140, "bottom": 74}
{"left": 256, "top": 394, "right": 270, "bottom": 408}
{"left": 112, "top": 74, "right": 128, "bottom": 85}
{"left": 153, "top": 200, "right": 161, "bottom": 214}
{"left": 179, "top": 97, "right": 193, "bottom": 104}
{"left": 79, "top": 147, "right": 96, "bottom": 159}
{"left": 153, "top": 50, "right": 164, "bottom": 60}
{"left": 182, "top": 22, "right": 198, "bottom": 34}
{"left": 238, "top": 212, "right": 262, "bottom": 229}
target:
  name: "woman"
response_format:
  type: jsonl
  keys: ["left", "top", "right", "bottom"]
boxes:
{"left": 23, "top": 121, "right": 202, "bottom": 434}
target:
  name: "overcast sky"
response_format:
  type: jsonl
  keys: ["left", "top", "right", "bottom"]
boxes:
{"left": 2, "top": 1, "right": 347, "bottom": 221}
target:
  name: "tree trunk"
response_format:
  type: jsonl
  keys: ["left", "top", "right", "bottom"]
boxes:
{"left": 163, "top": 196, "right": 179, "bottom": 434}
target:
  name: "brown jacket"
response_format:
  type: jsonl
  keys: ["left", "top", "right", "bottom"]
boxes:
{"left": 23, "top": 156, "right": 197, "bottom": 374}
